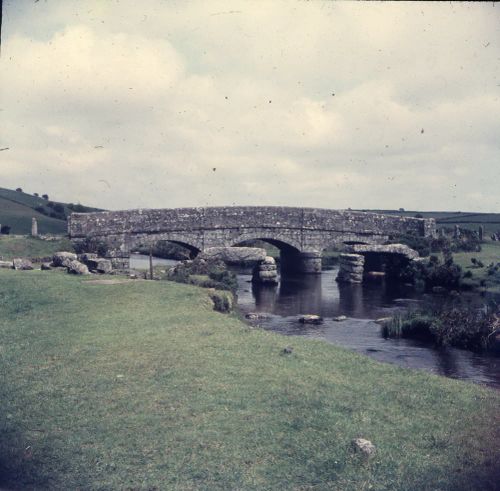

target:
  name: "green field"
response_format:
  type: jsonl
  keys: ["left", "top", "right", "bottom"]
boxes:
{"left": 367, "top": 209, "right": 500, "bottom": 235}
{"left": 0, "top": 236, "right": 74, "bottom": 260}
{"left": 0, "top": 270, "right": 498, "bottom": 490}
{"left": 453, "top": 241, "right": 500, "bottom": 293}
{"left": 0, "top": 187, "right": 102, "bottom": 235}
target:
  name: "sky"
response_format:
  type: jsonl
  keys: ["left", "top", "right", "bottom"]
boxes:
{"left": 0, "top": 0, "right": 499, "bottom": 212}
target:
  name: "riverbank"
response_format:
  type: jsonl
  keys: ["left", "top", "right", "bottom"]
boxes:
{"left": 0, "top": 269, "right": 498, "bottom": 490}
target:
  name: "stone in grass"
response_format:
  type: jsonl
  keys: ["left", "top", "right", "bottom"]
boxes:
{"left": 282, "top": 346, "right": 293, "bottom": 354}
{"left": 333, "top": 315, "right": 347, "bottom": 322}
{"left": 12, "top": 258, "right": 34, "bottom": 270}
{"left": 353, "top": 438, "right": 376, "bottom": 456}
{"left": 299, "top": 314, "right": 323, "bottom": 325}
{"left": 0, "top": 260, "right": 13, "bottom": 269}
{"left": 41, "top": 262, "right": 53, "bottom": 271}
{"left": 66, "top": 259, "right": 90, "bottom": 275}
{"left": 52, "top": 251, "right": 77, "bottom": 267}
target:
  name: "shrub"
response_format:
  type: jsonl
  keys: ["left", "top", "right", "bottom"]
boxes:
{"left": 33, "top": 193, "right": 39, "bottom": 197}
{"left": 209, "top": 290, "right": 234, "bottom": 313}
{"left": 463, "top": 270, "right": 473, "bottom": 279}
{"left": 167, "top": 257, "right": 238, "bottom": 292}
{"left": 431, "top": 306, "right": 499, "bottom": 350}
{"left": 42, "top": 194, "right": 49, "bottom": 200}
{"left": 382, "top": 304, "right": 499, "bottom": 351}
{"left": 15, "top": 188, "right": 22, "bottom": 192}
{"left": 73, "top": 237, "right": 109, "bottom": 257}
{"left": 34, "top": 205, "right": 47, "bottom": 215}
{"left": 0, "top": 225, "right": 11, "bottom": 235}
{"left": 399, "top": 255, "right": 462, "bottom": 290}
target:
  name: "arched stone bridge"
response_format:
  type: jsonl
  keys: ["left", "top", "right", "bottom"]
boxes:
{"left": 68, "top": 206, "right": 436, "bottom": 273}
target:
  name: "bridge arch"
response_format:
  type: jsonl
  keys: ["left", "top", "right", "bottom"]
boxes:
{"left": 125, "top": 233, "right": 202, "bottom": 257}
{"left": 231, "top": 233, "right": 302, "bottom": 254}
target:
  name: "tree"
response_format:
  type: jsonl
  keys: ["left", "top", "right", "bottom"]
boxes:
{"left": 42, "top": 194, "right": 49, "bottom": 200}
{"left": 15, "top": 188, "right": 22, "bottom": 193}
{"left": 34, "top": 192, "right": 39, "bottom": 197}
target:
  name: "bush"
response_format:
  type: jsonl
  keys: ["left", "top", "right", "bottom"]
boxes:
{"left": 42, "top": 194, "right": 49, "bottom": 200}
{"left": 167, "top": 257, "right": 238, "bottom": 292}
{"left": 431, "top": 306, "right": 498, "bottom": 350}
{"left": 73, "top": 237, "right": 109, "bottom": 257}
{"left": 15, "top": 188, "right": 22, "bottom": 193}
{"left": 209, "top": 290, "right": 234, "bottom": 313}
{"left": 34, "top": 205, "right": 47, "bottom": 215}
{"left": 382, "top": 304, "right": 499, "bottom": 351}
{"left": 0, "top": 225, "right": 11, "bottom": 235}
{"left": 399, "top": 255, "right": 462, "bottom": 290}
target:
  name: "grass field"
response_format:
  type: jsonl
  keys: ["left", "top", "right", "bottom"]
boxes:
{"left": 0, "top": 269, "right": 498, "bottom": 490}
{"left": 452, "top": 241, "right": 500, "bottom": 293}
{"left": 0, "top": 187, "right": 102, "bottom": 235}
{"left": 367, "top": 209, "right": 500, "bottom": 235}
{"left": 0, "top": 236, "right": 74, "bottom": 260}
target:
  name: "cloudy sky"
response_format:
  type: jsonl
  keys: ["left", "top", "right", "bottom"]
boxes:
{"left": 1, "top": 1, "right": 499, "bottom": 212}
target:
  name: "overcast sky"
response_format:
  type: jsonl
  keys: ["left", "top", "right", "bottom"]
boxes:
{"left": 1, "top": 1, "right": 499, "bottom": 212}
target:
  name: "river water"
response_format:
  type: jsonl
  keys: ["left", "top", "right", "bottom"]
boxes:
{"left": 130, "top": 254, "right": 500, "bottom": 389}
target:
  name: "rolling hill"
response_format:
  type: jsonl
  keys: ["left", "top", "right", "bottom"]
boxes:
{"left": 0, "top": 187, "right": 103, "bottom": 235}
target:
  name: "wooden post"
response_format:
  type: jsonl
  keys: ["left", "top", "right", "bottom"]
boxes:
{"left": 149, "top": 245, "right": 153, "bottom": 280}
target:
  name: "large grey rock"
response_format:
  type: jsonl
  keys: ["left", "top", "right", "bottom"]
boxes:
{"left": 78, "top": 253, "right": 98, "bottom": 262}
{"left": 0, "top": 260, "right": 13, "bottom": 269}
{"left": 199, "top": 247, "right": 267, "bottom": 264}
{"left": 67, "top": 260, "right": 90, "bottom": 275}
{"left": 299, "top": 314, "right": 323, "bottom": 325}
{"left": 85, "top": 258, "right": 113, "bottom": 274}
{"left": 252, "top": 256, "right": 279, "bottom": 284}
{"left": 12, "top": 258, "right": 34, "bottom": 270}
{"left": 52, "top": 251, "right": 77, "bottom": 267}
{"left": 41, "top": 262, "right": 53, "bottom": 270}
{"left": 349, "top": 243, "right": 419, "bottom": 261}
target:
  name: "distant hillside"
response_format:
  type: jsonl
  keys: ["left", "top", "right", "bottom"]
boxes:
{"left": 0, "top": 187, "right": 103, "bottom": 235}
{"left": 362, "top": 209, "right": 500, "bottom": 235}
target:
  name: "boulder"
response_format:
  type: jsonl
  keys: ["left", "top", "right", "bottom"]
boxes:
{"left": 299, "top": 314, "right": 323, "bottom": 325}
{"left": 0, "top": 260, "right": 13, "bottom": 269}
{"left": 199, "top": 247, "right": 267, "bottom": 264}
{"left": 78, "top": 253, "right": 98, "bottom": 262}
{"left": 67, "top": 260, "right": 90, "bottom": 275}
{"left": 245, "top": 312, "right": 270, "bottom": 320}
{"left": 41, "top": 262, "right": 53, "bottom": 270}
{"left": 52, "top": 251, "right": 77, "bottom": 267}
{"left": 333, "top": 315, "right": 347, "bottom": 322}
{"left": 349, "top": 243, "right": 419, "bottom": 261}
{"left": 85, "top": 258, "right": 113, "bottom": 274}
{"left": 353, "top": 438, "right": 376, "bottom": 456}
{"left": 12, "top": 258, "right": 34, "bottom": 270}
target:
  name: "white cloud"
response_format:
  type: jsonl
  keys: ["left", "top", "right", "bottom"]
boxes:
{"left": 0, "top": 0, "right": 499, "bottom": 212}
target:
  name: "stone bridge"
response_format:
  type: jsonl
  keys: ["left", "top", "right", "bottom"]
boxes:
{"left": 68, "top": 206, "right": 436, "bottom": 273}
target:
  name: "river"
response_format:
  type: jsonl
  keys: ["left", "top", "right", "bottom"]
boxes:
{"left": 130, "top": 254, "right": 500, "bottom": 389}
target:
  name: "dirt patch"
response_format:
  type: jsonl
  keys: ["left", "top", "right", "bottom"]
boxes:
{"left": 83, "top": 278, "right": 136, "bottom": 285}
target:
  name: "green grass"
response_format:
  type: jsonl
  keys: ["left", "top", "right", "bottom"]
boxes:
{"left": 366, "top": 209, "right": 500, "bottom": 234}
{"left": 452, "top": 241, "right": 500, "bottom": 293}
{"left": 0, "top": 270, "right": 499, "bottom": 490}
{"left": 0, "top": 197, "right": 68, "bottom": 235}
{"left": 0, "top": 187, "right": 102, "bottom": 235}
{"left": 0, "top": 235, "right": 74, "bottom": 260}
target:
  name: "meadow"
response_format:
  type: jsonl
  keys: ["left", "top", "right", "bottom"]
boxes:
{"left": 0, "top": 269, "right": 498, "bottom": 490}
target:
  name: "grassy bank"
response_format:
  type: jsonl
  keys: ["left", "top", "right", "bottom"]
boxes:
{"left": 0, "top": 270, "right": 499, "bottom": 490}
{"left": 453, "top": 241, "right": 500, "bottom": 293}
{"left": 0, "top": 235, "right": 74, "bottom": 261}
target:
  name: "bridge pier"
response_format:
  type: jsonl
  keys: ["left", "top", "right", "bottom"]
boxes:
{"left": 281, "top": 251, "right": 322, "bottom": 274}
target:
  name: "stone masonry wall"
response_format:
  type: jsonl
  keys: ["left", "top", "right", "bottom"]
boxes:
{"left": 68, "top": 206, "right": 436, "bottom": 266}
